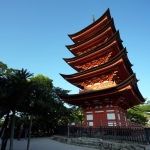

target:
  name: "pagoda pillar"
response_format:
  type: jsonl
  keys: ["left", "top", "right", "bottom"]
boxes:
{"left": 102, "top": 101, "right": 107, "bottom": 126}
{"left": 114, "top": 106, "right": 119, "bottom": 126}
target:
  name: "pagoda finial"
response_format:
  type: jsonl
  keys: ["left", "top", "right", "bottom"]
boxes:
{"left": 92, "top": 14, "right": 95, "bottom": 23}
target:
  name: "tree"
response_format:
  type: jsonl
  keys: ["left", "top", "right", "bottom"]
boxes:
{"left": 29, "top": 74, "right": 53, "bottom": 91}
{"left": 69, "top": 106, "right": 84, "bottom": 124}
{"left": 51, "top": 87, "right": 70, "bottom": 125}
{"left": 0, "top": 61, "right": 17, "bottom": 76}
{"left": 0, "top": 61, "right": 17, "bottom": 119}
{"left": 0, "top": 68, "right": 34, "bottom": 150}
{"left": 0, "top": 64, "right": 72, "bottom": 150}
{"left": 21, "top": 75, "right": 72, "bottom": 150}
{"left": 127, "top": 105, "right": 148, "bottom": 125}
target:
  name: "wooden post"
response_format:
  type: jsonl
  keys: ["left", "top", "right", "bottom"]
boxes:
{"left": 9, "top": 109, "right": 15, "bottom": 150}
{"left": 27, "top": 114, "right": 33, "bottom": 150}
{"left": 114, "top": 106, "right": 119, "bottom": 126}
{"left": 68, "top": 126, "right": 70, "bottom": 138}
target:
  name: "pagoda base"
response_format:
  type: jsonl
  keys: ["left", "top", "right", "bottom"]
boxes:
{"left": 83, "top": 106, "right": 127, "bottom": 127}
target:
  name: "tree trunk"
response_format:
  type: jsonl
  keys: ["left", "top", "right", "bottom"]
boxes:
{"left": 0, "top": 111, "right": 10, "bottom": 150}
{"left": 0, "top": 110, "right": 10, "bottom": 138}
{"left": 27, "top": 114, "right": 33, "bottom": 150}
{"left": 9, "top": 109, "right": 15, "bottom": 150}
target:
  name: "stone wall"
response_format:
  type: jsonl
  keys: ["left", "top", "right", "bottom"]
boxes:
{"left": 50, "top": 136, "right": 150, "bottom": 150}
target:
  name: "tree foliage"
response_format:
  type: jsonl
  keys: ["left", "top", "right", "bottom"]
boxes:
{"left": 69, "top": 106, "right": 84, "bottom": 124}
{"left": 0, "top": 61, "right": 17, "bottom": 76}
{"left": 0, "top": 68, "right": 34, "bottom": 118}
{"left": 127, "top": 104, "right": 148, "bottom": 125}
{"left": 17, "top": 75, "right": 72, "bottom": 135}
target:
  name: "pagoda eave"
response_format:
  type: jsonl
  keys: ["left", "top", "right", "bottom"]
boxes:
{"left": 68, "top": 8, "right": 111, "bottom": 43}
{"left": 66, "top": 18, "right": 116, "bottom": 53}
{"left": 60, "top": 49, "right": 133, "bottom": 84}
{"left": 66, "top": 30, "right": 123, "bottom": 57}
{"left": 63, "top": 47, "right": 132, "bottom": 73}
{"left": 59, "top": 74, "right": 145, "bottom": 108}
{"left": 60, "top": 88, "right": 142, "bottom": 110}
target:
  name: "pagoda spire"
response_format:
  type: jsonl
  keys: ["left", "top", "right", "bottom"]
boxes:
{"left": 92, "top": 14, "right": 95, "bottom": 22}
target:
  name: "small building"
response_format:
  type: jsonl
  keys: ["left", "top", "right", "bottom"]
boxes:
{"left": 59, "top": 8, "right": 145, "bottom": 127}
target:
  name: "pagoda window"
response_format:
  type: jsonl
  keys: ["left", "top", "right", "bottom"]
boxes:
{"left": 87, "top": 114, "right": 93, "bottom": 120}
{"left": 118, "top": 114, "right": 120, "bottom": 120}
{"left": 89, "top": 122, "right": 93, "bottom": 126}
{"left": 107, "top": 113, "right": 115, "bottom": 120}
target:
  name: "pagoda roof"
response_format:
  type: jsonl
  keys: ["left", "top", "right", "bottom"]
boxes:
{"left": 60, "top": 48, "right": 133, "bottom": 88}
{"left": 63, "top": 31, "right": 123, "bottom": 72}
{"left": 68, "top": 8, "right": 111, "bottom": 43}
{"left": 66, "top": 18, "right": 116, "bottom": 55}
{"left": 64, "top": 30, "right": 123, "bottom": 62}
{"left": 59, "top": 74, "right": 145, "bottom": 108}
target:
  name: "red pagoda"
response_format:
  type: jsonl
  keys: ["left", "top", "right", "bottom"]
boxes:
{"left": 59, "top": 9, "right": 145, "bottom": 127}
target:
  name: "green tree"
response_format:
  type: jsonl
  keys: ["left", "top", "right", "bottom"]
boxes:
{"left": 127, "top": 105, "right": 148, "bottom": 125}
{"left": 29, "top": 74, "right": 53, "bottom": 91}
{"left": 0, "top": 68, "right": 34, "bottom": 150}
{"left": 69, "top": 106, "right": 84, "bottom": 124}
{"left": 0, "top": 61, "right": 17, "bottom": 76}
{"left": 0, "top": 66, "right": 71, "bottom": 150}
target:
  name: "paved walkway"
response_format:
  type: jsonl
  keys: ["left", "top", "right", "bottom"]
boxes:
{"left": 5, "top": 137, "right": 97, "bottom": 150}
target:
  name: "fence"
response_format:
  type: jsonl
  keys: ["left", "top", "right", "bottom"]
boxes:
{"left": 58, "top": 125, "right": 150, "bottom": 144}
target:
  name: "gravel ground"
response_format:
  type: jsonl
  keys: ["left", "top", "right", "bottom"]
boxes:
{"left": 5, "top": 137, "right": 97, "bottom": 150}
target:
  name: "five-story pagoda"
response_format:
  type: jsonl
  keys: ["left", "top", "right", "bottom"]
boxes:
{"left": 59, "top": 9, "right": 145, "bottom": 127}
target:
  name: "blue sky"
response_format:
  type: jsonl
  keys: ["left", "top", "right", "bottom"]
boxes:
{"left": 0, "top": 1, "right": 150, "bottom": 101}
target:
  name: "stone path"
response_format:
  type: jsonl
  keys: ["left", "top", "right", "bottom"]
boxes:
{"left": 5, "top": 137, "right": 97, "bottom": 150}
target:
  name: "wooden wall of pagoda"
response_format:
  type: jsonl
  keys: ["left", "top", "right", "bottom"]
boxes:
{"left": 83, "top": 100, "right": 127, "bottom": 127}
